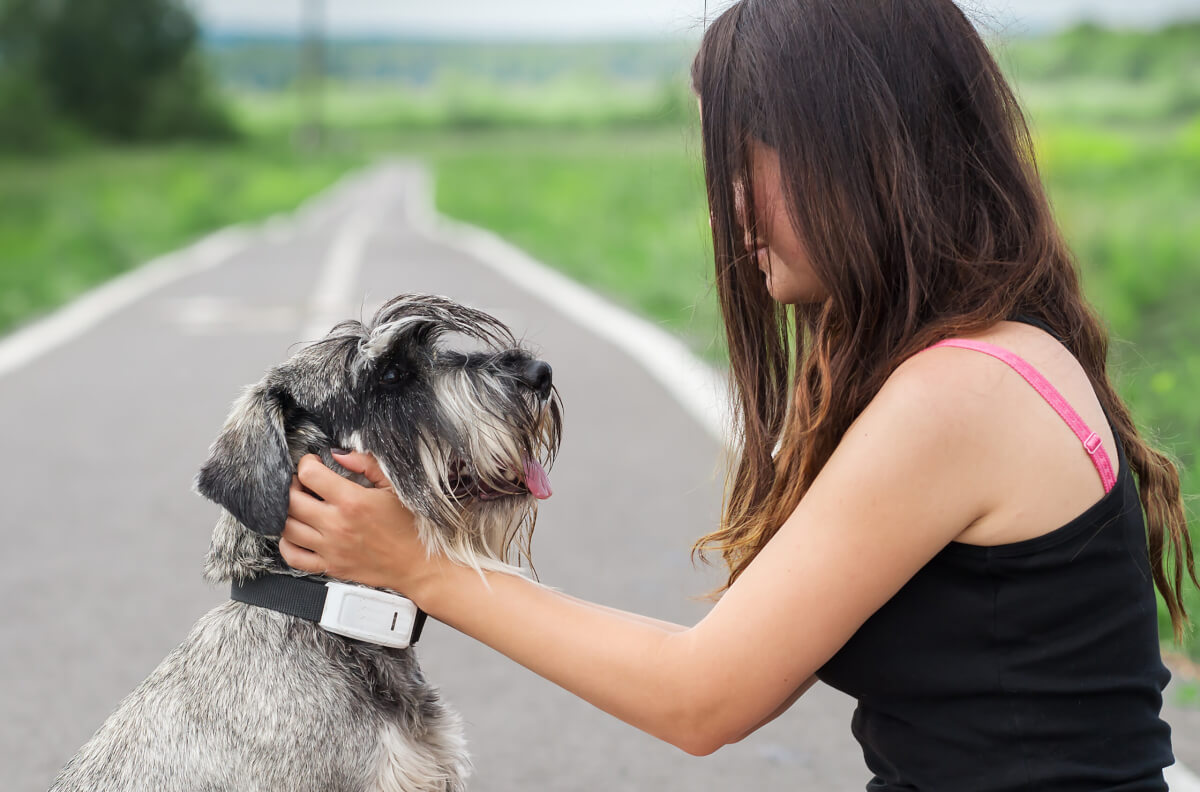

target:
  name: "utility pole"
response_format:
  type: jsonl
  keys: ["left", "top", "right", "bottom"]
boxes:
{"left": 299, "top": 0, "right": 325, "bottom": 150}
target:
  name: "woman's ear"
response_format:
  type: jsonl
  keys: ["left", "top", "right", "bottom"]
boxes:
{"left": 194, "top": 381, "right": 293, "bottom": 536}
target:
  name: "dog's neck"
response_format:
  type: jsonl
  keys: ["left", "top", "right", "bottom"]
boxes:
{"left": 200, "top": 509, "right": 529, "bottom": 585}
{"left": 203, "top": 510, "right": 288, "bottom": 584}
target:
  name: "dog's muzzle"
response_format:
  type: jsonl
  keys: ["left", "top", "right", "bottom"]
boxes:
{"left": 445, "top": 454, "right": 553, "bottom": 501}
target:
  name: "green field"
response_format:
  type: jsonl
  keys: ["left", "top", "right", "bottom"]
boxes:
{"left": 2, "top": 27, "right": 1198, "bottom": 661}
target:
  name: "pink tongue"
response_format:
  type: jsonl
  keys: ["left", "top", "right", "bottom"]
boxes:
{"left": 522, "top": 457, "right": 553, "bottom": 500}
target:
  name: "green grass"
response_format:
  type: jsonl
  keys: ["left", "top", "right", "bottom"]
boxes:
{"left": 231, "top": 78, "right": 691, "bottom": 134}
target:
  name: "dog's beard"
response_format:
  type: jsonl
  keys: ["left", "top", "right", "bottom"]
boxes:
{"left": 392, "top": 384, "right": 558, "bottom": 579}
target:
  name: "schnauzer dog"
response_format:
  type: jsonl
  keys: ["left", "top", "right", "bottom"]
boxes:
{"left": 49, "top": 294, "right": 563, "bottom": 792}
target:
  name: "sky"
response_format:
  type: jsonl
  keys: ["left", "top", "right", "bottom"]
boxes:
{"left": 190, "top": 0, "right": 1200, "bottom": 38}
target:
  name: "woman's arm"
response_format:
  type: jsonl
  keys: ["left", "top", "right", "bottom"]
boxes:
{"left": 282, "top": 352, "right": 995, "bottom": 755}
{"left": 432, "top": 569, "right": 805, "bottom": 748}
{"left": 553, "top": 591, "right": 689, "bottom": 633}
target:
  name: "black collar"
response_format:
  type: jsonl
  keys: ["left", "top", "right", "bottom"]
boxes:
{"left": 231, "top": 573, "right": 427, "bottom": 645}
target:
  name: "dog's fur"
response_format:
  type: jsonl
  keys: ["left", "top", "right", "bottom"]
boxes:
{"left": 49, "top": 294, "right": 563, "bottom": 792}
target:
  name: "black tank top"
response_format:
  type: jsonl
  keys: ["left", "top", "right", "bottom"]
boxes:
{"left": 816, "top": 314, "right": 1174, "bottom": 791}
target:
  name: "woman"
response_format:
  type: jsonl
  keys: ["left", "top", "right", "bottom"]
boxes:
{"left": 281, "top": 0, "right": 1196, "bottom": 788}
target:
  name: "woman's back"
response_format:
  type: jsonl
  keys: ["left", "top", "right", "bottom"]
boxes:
{"left": 817, "top": 314, "right": 1174, "bottom": 791}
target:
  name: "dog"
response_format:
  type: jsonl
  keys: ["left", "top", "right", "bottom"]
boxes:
{"left": 49, "top": 294, "right": 563, "bottom": 792}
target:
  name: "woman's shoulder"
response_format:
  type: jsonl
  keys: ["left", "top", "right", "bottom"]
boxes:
{"left": 885, "top": 318, "right": 1101, "bottom": 433}
{"left": 829, "top": 339, "right": 1012, "bottom": 537}
{"left": 882, "top": 320, "right": 1118, "bottom": 547}
{"left": 870, "top": 321, "right": 1039, "bottom": 425}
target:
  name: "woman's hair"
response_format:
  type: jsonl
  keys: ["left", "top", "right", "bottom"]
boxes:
{"left": 690, "top": 0, "right": 1197, "bottom": 639}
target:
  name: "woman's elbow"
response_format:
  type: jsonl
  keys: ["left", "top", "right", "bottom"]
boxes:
{"left": 673, "top": 730, "right": 727, "bottom": 757}
{"left": 673, "top": 673, "right": 818, "bottom": 754}
{"left": 664, "top": 709, "right": 742, "bottom": 757}
{"left": 655, "top": 645, "right": 759, "bottom": 756}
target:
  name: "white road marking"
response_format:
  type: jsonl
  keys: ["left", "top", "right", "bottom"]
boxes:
{"left": 157, "top": 296, "right": 301, "bottom": 335}
{"left": 300, "top": 208, "right": 381, "bottom": 345}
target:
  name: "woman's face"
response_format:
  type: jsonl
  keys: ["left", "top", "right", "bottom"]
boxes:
{"left": 737, "top": 142, "right": 826, "bottom": 304}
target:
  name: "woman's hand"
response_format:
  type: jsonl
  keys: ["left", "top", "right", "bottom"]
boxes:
{"left": 281, "top": 451, "right": 437, "bottom": 597}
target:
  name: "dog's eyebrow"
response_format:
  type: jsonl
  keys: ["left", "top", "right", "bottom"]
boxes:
{"left": 449, "top": 350, "right": 529, "bottom": 368}
{"left": 359, "top": 316, "right": 427, "bottom": 359}
{"left": 435, "top": 350, "right": 469, "bottom": 365}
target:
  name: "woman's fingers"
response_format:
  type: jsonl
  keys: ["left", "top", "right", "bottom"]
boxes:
{"left": 280, "top": 515, "right": 323, "bottom": 552}
{"left": 296, "top": 454, "right": 361, "bottom": 503}
{"left": 278, "top": 534, "right": 326, "bottom": 575}
{"left": 331, "top": 450, "right": 393, "bottom": 490}
{"left": 288, "top": 475, "right": 331, "bottom": 526}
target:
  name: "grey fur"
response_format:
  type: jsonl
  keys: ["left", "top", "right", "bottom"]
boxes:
{"left": 50, "top": 294, "right": 563, "bottom": 792}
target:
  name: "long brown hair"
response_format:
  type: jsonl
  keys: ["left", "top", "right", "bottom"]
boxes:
{"left": 690, "top": 0, "right": 1197, "bottom": 639}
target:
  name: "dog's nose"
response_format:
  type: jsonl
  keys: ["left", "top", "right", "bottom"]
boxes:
{"left": 520, "top": 360, "right": 553, "bottom": 399}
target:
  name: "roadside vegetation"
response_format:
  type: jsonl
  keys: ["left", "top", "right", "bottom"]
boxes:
{"left": 1, "top": 7, "right": 1196, "bottom": 661}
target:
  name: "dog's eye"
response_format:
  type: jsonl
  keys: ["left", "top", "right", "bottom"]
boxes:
{"left": 379, "top": 364, "right": 409, "bottom": 387}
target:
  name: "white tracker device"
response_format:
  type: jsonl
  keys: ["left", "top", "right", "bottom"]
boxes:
{"left": 318, "top": 581, "right": 420, "bottom": 649}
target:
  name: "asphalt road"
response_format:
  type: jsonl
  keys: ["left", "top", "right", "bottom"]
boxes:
{"left": 1, "top": 162, "right": 1194, "bottom": 790}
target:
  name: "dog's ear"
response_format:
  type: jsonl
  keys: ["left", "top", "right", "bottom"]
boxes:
{"left": 195, "top": 382, "right": 293, "bottom": 536}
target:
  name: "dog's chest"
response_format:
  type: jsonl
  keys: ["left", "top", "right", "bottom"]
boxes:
{"left": 373, "top": 720, "right": 469, "bottom": 792}
{"left": 302, "top": 625, "right": 469, "bottom": 791}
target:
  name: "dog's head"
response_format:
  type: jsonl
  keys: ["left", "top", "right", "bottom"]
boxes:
{"left": 196, "top": 294, "right": 563, "bottom": 580}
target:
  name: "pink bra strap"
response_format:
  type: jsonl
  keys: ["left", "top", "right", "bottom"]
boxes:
{"left": 928, "top": 339, "right": 1117, "bottom": 493}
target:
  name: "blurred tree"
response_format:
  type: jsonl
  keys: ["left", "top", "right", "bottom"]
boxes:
{"left": 0, "top": 0, "right": 236, "bottom": 143}
{"left": 0, "top": 68, "right": 73, "bottom": 151}
{"left": 0, "top": 0, "right": 59, "bottom": 150}
{"left": 1016, "top": 20, "right": 1200, "bottom": 82}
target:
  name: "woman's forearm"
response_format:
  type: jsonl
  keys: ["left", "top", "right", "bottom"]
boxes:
{"left": 413, "top": 563, "right": 724, "bottom": 755}
{"left": 554, "top": 590, "right": 689, "bottom": 633}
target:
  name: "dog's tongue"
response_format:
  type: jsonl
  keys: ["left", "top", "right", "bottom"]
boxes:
{"left": 523, "top": 457, "right": 553, "bottom": 499}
